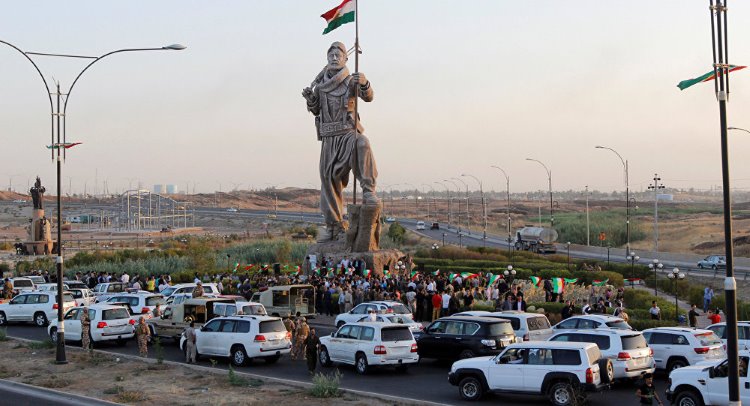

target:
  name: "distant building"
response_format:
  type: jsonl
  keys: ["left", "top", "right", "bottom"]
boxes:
{"left": 166, "top": 184, "right": 176, "bottom": 194}
{"left": 153, "top": 184, "right": 166, "bottom": 194}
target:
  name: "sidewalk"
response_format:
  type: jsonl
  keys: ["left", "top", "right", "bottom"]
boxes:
{"left": 633, "top": 285, "right": 711, "bottom": 329}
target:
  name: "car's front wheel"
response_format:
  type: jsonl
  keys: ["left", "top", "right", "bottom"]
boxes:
{"left": 34, "top": 312, "right": 48, "bottom": 327}
{"left": 458, "top": 376, "right": 484, "bottom": 401}
{"left": 674, "top": 389, "right": 704, "bottom": 406}
{"left": 319, "top": 346, "right": 332, "bottom": 367}
{"left": 231, "top": 345, "right": 248, "bottom": 367}
{"left": 548, "top": 382, "right": 576, "bottom": 406}
{"left": 668, "top": 359, "right": 688, "bottom": 371}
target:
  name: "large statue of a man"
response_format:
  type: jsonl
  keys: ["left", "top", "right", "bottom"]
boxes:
{"left": 303, "top": 42, "right": 379, "bottom": 242}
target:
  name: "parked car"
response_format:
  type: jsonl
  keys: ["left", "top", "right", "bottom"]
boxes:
{"left": 68, "top": 288, "right": 95, "bottom": 306}
{"left": 319, "top": 322, "right": 419, "bottom": 374}
{"left": 416, "top": 221, "right": 425, "bottom": 230}
{"left": 552, "top": 315, "right": 633, "bottom": 331}
{"left": 148, "top": 297, "right": 234, "bottom": 341}
{"left": 666, "top": 351, "right": 750, "bottom": 406}
{"left": 179, "top": 315, "right": 291, "bottom": 366}
{"left": 48, "top": 304, "right": 135, "bottom": 346}
{"left": 159, "top": 283, "right": 220, "bottom": 298}
{"left": 456, "top": 310, "right": 554, "bottom": 341}
{"left": 697, "top": 255, "right": 727, "bottom": 270}
{"left": 0, "top": 291, "right": 76, "bottom": 326}
{"left": 448, "top": 341, "right": 611, "bottom": 404}
{"left": 91, "top": 282, "right": 127, "bottom": 301}
{"left": 249, "top": 284, "right": 315, "bottom": 318}
{"left": 8, "top": 277, "right": 35, "bottom": 295}
{"left": 165, "top": 292, "right": 218, "bottom": 306}
{"left": 104, "top": 293, "right": 166, "bottom": 316}
{"left": 26, "top": 275, "right": 47, "bottom": 285}
{"left": 548, "top": 329, "right": 654, "bottom": 380}
{"left": 642, "top": 327, "right": 725, "bottom": 371}
{"left": 707, "top": 321, "right": 750, "bottom": 351}
{"left": 418, "top": 316, "right": 517, "bottom": 360}
{"left": 355, "top": 314, "right": 425, "bottom": 336}
{"left": 63, "top": 281, "right": 89, "bottom": 290}
{"left": 334, "top": 301, "right": 413, "bottom": 328}
{"left": 213, "top": 301, "right": 267, "bottom": 317}
{"left": 385, "top": 217, "right": 396, "bottom": 223}
{"left": 226, "top": 207, "right": 238, "bottom": 212}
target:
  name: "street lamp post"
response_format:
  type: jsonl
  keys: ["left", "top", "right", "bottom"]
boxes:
{"left": 435, "top": 181, "right": 451, "bottom": 229}
{"left": 566, "top": 242, "right": 571, "bottom": 270}
{"left": 491, "top": 166, "right": 512, "bottom": 254}
{"left": 504, "top": 265, "right": 516, "bottom": 285}
{"left": 526, "top": 158, "right": 553, "bottom": 227}
{"left": 595, "top": 145, "right": 630, "bottom": 253}
{"left": 452, "top": 177, "right": 470, "bottom": 234}
{"left": 648, "top": 259, "right": 664, "bottom": 296}
{"left": 584, "top": 186, "right": 591, "bottom": 246}
{"left": 445, "top": 179, "right": 462, "bottom": 235}
{"left": 462, "top": 174, "right": 486, "bottom": 244}
{"left": 421, "top": 183, "right": 435, "bottom": 223}
{"left": 626, "top": 251, "right": 640, "bottom": 289}
{"left": 667, "top": 267, "right": 686, "bottom": 321}
{"left": 0, "top": 39, "right": 184, "bottom": 364}
{"left": 648, "top": 174, "right": 665, "bottom": 253}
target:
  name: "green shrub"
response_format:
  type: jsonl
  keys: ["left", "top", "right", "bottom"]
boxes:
{"left": 310, "top": 371, "right": 341, "bottom": 398}
{"left": 387, "top": 222, "right": 406, "bottom": 244}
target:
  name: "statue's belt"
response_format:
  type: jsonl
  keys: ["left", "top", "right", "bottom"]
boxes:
{"left": 319, "top": 121, "right": 354, "bottom": 137}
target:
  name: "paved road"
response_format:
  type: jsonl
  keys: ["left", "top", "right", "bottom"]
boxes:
{"left": 4, "top": 323, "right": 667, "bottom": 406}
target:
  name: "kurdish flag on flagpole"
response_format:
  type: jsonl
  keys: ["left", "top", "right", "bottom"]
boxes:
{"left": 551, "top": 278, "right": 564, "bottom": 294}
{"left": 432, "top": 270, "right": 440, "bottom": 276}
{"left": 592, "top": 279, "right": 609, "bottom": 287}
{"left": 487, "top": 274, "right": 501, "bottom": 287}
{"left": 677, "top": 65, "right": 746, "bottom": 90}
{"left": 364, "top": 269, "right": 372, "bottom": 278}
{"left": 529, "top": 276, "right": 542, "bottom": 287}
{"left": 232, "top": 263, "right": 240, "bottom": 273}
{"left": 321, "top": 0, "right": 356, "bottom": 35}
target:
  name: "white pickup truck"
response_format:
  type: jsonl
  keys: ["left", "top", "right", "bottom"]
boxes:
{"left": 666, "top": 351, "right": 750, "bottom": 405}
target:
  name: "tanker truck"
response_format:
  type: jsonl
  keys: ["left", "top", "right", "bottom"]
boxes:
{"left": 514, "top": 226, "right": 558, "bottom": 254}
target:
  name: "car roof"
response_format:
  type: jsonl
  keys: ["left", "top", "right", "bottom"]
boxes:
{"left": 219, "top": 315, "right": 280, "bottom": 322}
{"left": 509, "top": 341, "right": 597, "bottom": 350}
{"left": 643, "top": 327, "right": 715, "bottom": 334}
{"left": 438, "top": 316, "right": 511, "bottom": 323}
{"left": 492, "top": 311, "right": 548, "bottom": 319}
{"left": 346, "top": 321, "right": 410, "bottom": 328}
{"left": 552, "top": 329, "right": 643, "bottom": 337}
{"left": 709, "top": 322, "right": 750, "bottom": 326}
{"left": 81, "top": 304, "right": 128, "bottom": 310}
{"left": 567, "top": 314, "right": 624, "bottom": 322}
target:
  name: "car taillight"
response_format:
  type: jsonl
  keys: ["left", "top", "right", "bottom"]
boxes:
{"left": 523, "top": 333, "right": 530, "bottom": 341}
{"left": 374, "top": 345, "right": 387, "bottom": 354}
{"left": 386, "top": 308, "right": 393, "bottom": 314}
{"left": 96, "top": 322, "right": 107, "bottom": 328}
{"left": 52, "top": 303, "right": 59, "bottom": 310}
{"left": 617, "top": 352, "right": 632, "bottom": 361}
{"left": 585, "top": 367, "right": 594, "bottom": 384}
{"left": 410, "top": 343, "right": 418, "bottom": 353}
{"left": 286, "top": 331, "right": 292, "bottom": 340}
{"left": 128, "top": 319, "right": 136, "bottom": 325}
{"left": 694, "top": 347, "right": 710, "bottom": 354}
{"left": 141, "top": 307, "right": 150, "bottom": 314}
{"left": 254, "top": 335, "right": 266, "bottom": 342}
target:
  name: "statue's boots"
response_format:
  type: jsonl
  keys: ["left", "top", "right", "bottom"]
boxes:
{"left": 317, "top": 224, "right": 335, "bottom": 242}
{"left": 363, "top": 191, "right": 380, "bottom": 205}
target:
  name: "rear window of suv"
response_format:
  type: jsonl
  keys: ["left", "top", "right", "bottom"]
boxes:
{"left": 388, "top": 304, "right": 410, "bottom": 315}
{"left": 259, "top": 320, "right": 286, "bottom": 333}
{"left": 146, "top": 296, "right": 165, "bottom": 306}
{"left": 621, "top": 334, "right": 648, "bottom": 350}
{"left": 553, "top": 349, "right": 583, "bottom": 365}
{"left": 605, "top": 320, "right": 632, "bottom": 330}
{"left": 527, "top": 316, "right": 552, "bottom": 331}
{"left": 13, "top": 279, "right": 33, "bottom": 287}
{"left": 103, "top": 308, "right": 130, "bottom": 320}
{"left": 381, "top": 327, "right": 413, "bottom": 342}
{"left": 695, "top": 332, "right": 723, "bottom": 346}
{"left": 488, "top": 322, "right": 515, "bottom": 336}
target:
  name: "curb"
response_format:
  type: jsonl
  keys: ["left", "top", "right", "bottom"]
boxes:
{"left": 7, "top": 336, "right": 448, "bottom": 406}
{"left": 0, "top": 377, "right": 120, "bottom": 406}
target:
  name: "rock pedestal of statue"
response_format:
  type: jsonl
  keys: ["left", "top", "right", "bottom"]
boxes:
{"left": 307, "top": 202, "right": 409, "bottom": 277}
{"left": 25, "top": 208, "right": 53, "bottom": 255}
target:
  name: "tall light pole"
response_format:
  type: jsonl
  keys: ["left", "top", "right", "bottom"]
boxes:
{"left": 0, "top": 39, "right": 185, "bottom": 364}
{"left": 667, "top": 267, "right": 685, "bottom": 321}
{"left": 491, "top": 166, "right": 512, "bottom": 253}
{"left": 648, "top": 174, "right": 665, "bottom": 253}
{"left": 626, "top": 251, "right": 640, "bottom": 289}
{"left": 595, "top": 145, "right": 629, "bottom": 253}
{"left": 403, "top": 182, "right": 419, "bottom": 217}
{"left": 462, "top": 173, "right": 486, "bottom": 243}
{"left": 421, "top": 183, "right": 435, "bottom": 223}
{"left": 526, "top": 158, "right": 553, "bottom": 227}
{"left": 584, "top": 185, "right": 591, "bottom": 246}
{"left": 648, "top": 259, "right": 663, "bottom": 296}
{"left": 445, "top": 179, "right": 462, "bottom": 234}
{"left": 452, "top": 177, "right": 470, "bottom": 234}
{"left": 435, "top": 181, "right": 451, "bottom": 228}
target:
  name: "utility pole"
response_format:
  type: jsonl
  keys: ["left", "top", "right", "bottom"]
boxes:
{"left": 648, "top": 174, "right": 665, "bottom": 253}
{"left": 585, "top": 186, "right": 590, "bottom": 246}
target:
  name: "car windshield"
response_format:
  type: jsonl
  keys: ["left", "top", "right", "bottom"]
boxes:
{"left": 241, "top": 305, "right": 266, "bottom": 316}
{"left": 621, "top": 334, "right": 648, "bottom": 350}
{"left": 161, "top": 287, "right": 177, "bottom": 296}
{"left": 388, "top": 304, "right": 410, "bottom": 314}
{"left": 488, "top": 322, "right": 515, "bottom": 336}
{"left": 62, "top": 293, "right": 74, "bottom": 303}
{"left": 605, "top": 320, "right": 632, "bottom": 330}
{"left": 13, "top": 280, "right": 33, "bottom": 287}
{"left": 259, "top": 320, "right": 286, "bottom": 333}
{"left": 146, "top": 296, "right": 165, "bottom": 306}
{"left": 695, "top": 332, "right": 723, "bottom": 346}
{"left": 102, "top": 308, "right": 130, "bottom": 320}
{"left": 381, "top": 327, "right": 413, "bottom": 342}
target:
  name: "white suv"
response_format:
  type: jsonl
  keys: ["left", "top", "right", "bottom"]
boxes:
{"left": 179, "top": 315, "right": 291, "bottom": 366}
{"left": 642, "top": 327, "right": 725, "bottom": 371}
{"left": 334, "top": 301, "right": 413, "bottom": 328}
{"left": 105, "top": 293, "right": 165, "bottom": 316}
{"left": 48, "top": 304, "right": 135, "bottom": 346}
{"left": 548, "top": 329, "right": 654, "bottom": 380}
{"left": 8, "top": 277, "right": 35, "bottom": 295}
{"left": 552, "top": 315, "right": 632, "bottom": 331}
{"left": 160, "top": 283, "right": 220, "bottom": 297}
{"left": 666, "top": 351, "right": 750, "bottom": 405}
{"left": 0, "top": 291, "right": 76, "bottom": 326}
{"left": 707, "top": 321, "right": 750, "bottom": 351}
{"left": 457, "top": 310, "right": 554, "bottom": 341}
{"left": 319, "top": 322, "right": 419, "bottom": 374}
{"left": 448, "top": 341, "right": 611, "bottom": 405}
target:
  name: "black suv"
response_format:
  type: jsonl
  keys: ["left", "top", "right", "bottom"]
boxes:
{"left": 417, "top": 316, "right": 517, "bottom": 360}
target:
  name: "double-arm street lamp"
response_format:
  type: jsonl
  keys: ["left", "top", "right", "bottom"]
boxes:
{"left": 648, "top": 259, "right": 664, "bottom": 296}
{"left": 444, "top": 179, "right": 462, "bottom": 234}
{"left": 452, "top": 177, "right": 470, "bottom": 234}
{"left": 491, "top": 165, "right": 512, "bottom": 252}
{"left": 595, "top": 145, "right": 630, "bottom": 253}
{"left": 666, "top": 267, "right": 686, "bottom": 321}
{"left": 525, "top": 158, "right": 553, "bottom": 227}
{"left": 462, "top": 173, "right": 486, "bottom": 244}
{"left": 435, "top": 181, "right": 451, "bottom": 229}
{"left": 0, "top": 39, "right": 185, "bottom": 364}
{"left": 626, "top": 251, "right": 640, "bottom": 288}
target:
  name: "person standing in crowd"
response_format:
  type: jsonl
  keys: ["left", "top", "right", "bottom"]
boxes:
{"left": 293, "top": 317, "right": 310, "bottom": 361}
{"left": 703, "top": 286, "right": 714, "bottom": 313}
{"left": 3, "top": 278, "right": 12, "bottom": 299}
{"left": 152, "top": 303, "right": 162, "bottom": 318}
{"left": 635, "top": 373, "right": 663, "bottom": 406}
{"left": 441, "top": 289, "right": 451, "bottom": 317}
{"left": 581, "top": 299, "right": 591, "bottom": 315}
{"left": 561, "top": 300, "right": 573, "bottom": 319}
{"left": 515, "top": 292, "right": 527, "bottom": 312}
{"left": 431, "top": 290, "right": 442, "bottom": 321}
{"left": 184, "top": 321, "right": 197, "bottom": 364}
{"left": 304, "top": 327, "right": 320, "bottom": 374}
{"left": 649, "top": 301, "right": 661, "bottom": 320}
{"left": 688, "top": 304, "right": 700, "bottom": 328}
{"left": 81, "top": 307, "right": 91, "bottom": 350}
{"left": 135, "top": 317, "right": 151, "bottom": 358}
{"left": 344, "top": 288, "right": 353, "bottom": 313}
{"left": 192, "top": 281, "right": 205, "bottom": 298}
{"left": 708, "top": 308, "right": 722, "bottom": 324}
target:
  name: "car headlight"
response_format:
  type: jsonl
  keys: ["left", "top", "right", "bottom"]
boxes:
{"left": 481, "top": 339, "right": 497, "bottom": 348}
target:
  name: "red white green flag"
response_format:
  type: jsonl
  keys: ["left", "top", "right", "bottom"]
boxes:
{"left": 321, "top": 0, "right": 356, "bottom": 35}
{"left": 232, "top": 263, "right": 240, "bottom": 273}
{"left": 461, "top": 272, "right": 478, "bottom": 280}
{"left": 244, "top": 265, "right": 254, "bottom": 271}
{"left": 551, "top": 278, "right": 564, "bottom": 294}
{"left": 448, "top": 273, "right": 457, "bottom": 282}
{"left": 529, "top": 276, "right": 542, "bottom": 287}
{"left": 411, "top": 271, "right": 420, "bottom": 281}
{"left": 677, "top": 65, "right": 746, "bottom": 90}
{"left": 364, "top": 269, "right": 371, "bottom": 278}
{"left": 564, "top": 278, "right": 578, "bottom": 284}
{"left": 592, "top": 279, "right": 609, "bottom": 287}
{"left": 432, "top": 270, "right": 440, "bottom": 276}
{"left": 384, "top": 269, "right": 391, "bottom": 279}
{"left": 487, "top": 274, "right": 501, "bottom": 287}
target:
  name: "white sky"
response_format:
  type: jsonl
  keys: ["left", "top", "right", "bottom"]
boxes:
{"left": 1, "top": 1, "right": 750, "bottom": 195}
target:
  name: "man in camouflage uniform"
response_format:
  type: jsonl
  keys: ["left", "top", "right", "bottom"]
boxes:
{"left": 292, "top": 317, "right": 310, "bottom": 361}
{"left": 3, "top": 278, "right": 12, "bottom": 300}
{"left": 135, "top": 316, "right": 150, "bottom": 357}
{"left": 81, "top": 307, "right": 91, "bottom": 350}
{"left": 192, "top": 281, "right": 205, "bottom": 298}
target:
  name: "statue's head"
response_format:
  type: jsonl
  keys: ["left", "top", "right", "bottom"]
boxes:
{"left": 327, "top": 42, "right": 348, "bottom": 70}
